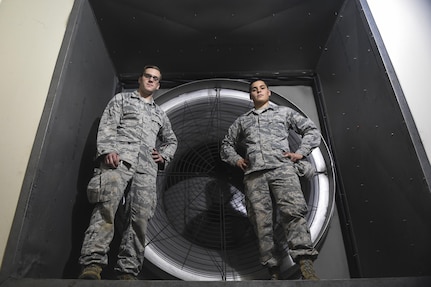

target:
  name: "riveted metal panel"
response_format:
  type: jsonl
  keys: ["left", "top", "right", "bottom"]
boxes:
{"left": 316, "top": 0, "right": 431, "bottom": 278}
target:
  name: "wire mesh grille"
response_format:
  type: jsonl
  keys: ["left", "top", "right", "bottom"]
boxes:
{"left": 144, "top": 82, "right": 334, "bottom": 280}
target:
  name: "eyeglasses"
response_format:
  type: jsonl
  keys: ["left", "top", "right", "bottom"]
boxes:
{"left": 143, "top": 73, "right": 160, "bottom": 82}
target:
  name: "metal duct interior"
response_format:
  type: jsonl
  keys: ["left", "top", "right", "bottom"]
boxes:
{"left": 143, "top": 79, "right": 335, "bottom": 280}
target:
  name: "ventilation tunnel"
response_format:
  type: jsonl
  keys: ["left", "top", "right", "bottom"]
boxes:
{"left": 136, "top": 79, "right": 336, "bottom": 280}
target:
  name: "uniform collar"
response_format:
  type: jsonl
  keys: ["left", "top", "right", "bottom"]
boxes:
{"left": 133, "top": 90, "right": 155, "bottom": 105}
{"left": 246, "top": 104, "right": 276, "bottom": 115}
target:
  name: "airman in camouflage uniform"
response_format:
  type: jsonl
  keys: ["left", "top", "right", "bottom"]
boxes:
{"left": 78, "top": 65, "right": 177, "bottom": 280}
{"left": 220, "top": 80, "right": 320, "bottom": 280}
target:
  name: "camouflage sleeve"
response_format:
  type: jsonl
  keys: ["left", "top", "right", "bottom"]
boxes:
{"left": 220, "top": 117, "right": 243, "bottom": 167}
{"left": 287, "top": 109, "right": 321, "bottom": 157}
{"left": 96, "top": 94, "right": 122, "bottom": 158}
{"left": 157, "top": 112, "right": 178, "bottom": 165}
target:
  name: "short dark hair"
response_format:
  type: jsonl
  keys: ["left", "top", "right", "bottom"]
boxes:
{"left": 249, "top": 79, "right": 267, "bottom": 92}
{"left": 140, "top": 65, "right": 162, "bottom": 80}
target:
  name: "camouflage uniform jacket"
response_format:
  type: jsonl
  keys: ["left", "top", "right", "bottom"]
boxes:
{"left": 220, "top": 105, "right": 320, "bottom": 175}
{"left": 97, "top": 91, "right": 177, "bottom": 175}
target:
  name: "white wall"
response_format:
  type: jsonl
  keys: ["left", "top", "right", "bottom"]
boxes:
{"left": 0, "top": 0, "right": 74, "bottom": 265}
{"left": 366, "top": 0, "right": 431, "bottom": 163}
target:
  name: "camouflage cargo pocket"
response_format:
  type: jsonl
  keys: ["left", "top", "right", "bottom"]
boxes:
{"left": 293, "top": 160, "right": 315, "bottom": 179}
{"left": 86, "top": 169, "right": 110, "bottom": 203}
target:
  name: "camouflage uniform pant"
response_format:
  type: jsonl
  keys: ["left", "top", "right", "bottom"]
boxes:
{"left": 79, "top": 162, "right": 157, "bottom": 276}
{"left": 243, "top": 164, "right": 318, "bottom": 268}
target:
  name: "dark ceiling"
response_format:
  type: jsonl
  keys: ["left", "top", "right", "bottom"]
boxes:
{"left": 89, "top": 0, "right": 346, "bottom": 86}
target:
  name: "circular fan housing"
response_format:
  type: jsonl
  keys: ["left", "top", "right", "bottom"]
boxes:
{"left": 145, "top": 79, "right": 336, "bottom": 280}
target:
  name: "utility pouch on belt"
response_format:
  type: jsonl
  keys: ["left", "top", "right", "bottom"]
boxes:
{"left": 86, "top": 169, "right": 109, "bottom": 203}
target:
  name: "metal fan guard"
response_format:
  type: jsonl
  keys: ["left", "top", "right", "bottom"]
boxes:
{"left": 144, "top": 79, "right": 335, "bottom": 281}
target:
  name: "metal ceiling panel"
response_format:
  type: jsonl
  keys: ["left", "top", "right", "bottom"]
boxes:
{"left": 88, "top": 0, "right": 345, "bottom": 82}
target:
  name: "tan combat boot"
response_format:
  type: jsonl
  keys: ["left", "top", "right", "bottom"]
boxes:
{"left": 78, "top": 264, "right": 102, "bottom": 280}
{"left": 268, "top": 266, "right": 280, "bottom": 280}
{"left": 299, "top": 259, "right": 319, "bottom": 280}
